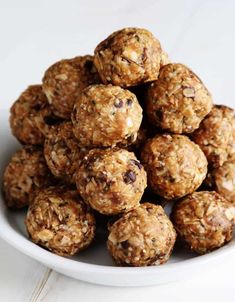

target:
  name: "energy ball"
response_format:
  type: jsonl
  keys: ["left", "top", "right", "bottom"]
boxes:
{"left": 44, "top": 121, "right": 88, "bottom": 184}
{"left": 76, "top": 148, "right": 147, "bottom": 215}
{"left": 192, "top": 105, "right": 234, "bottom": 168}
{"left": 2, "top": 146, "right": 54, "bottom": 209}
{"left": 94, "top": 28, "right": 162, "bottom": 87}
{"left": 72, "top": 84, "right": 143, "bottom": 147}
{"left": 146, "top": 63, "right": 212, "bottom": 134}
{"left": 25, "top": 186, "right": 95, "bottom": 256}
{"left": 107, "top": 203, "right": 176, "bottom": 266}
{"left": 10, "top": 85, "right": 60, "bottom": 145}
{"left": 141, "top": 134, "right": 207, "bottom": 199}
{"left": 42, "top": 55, "right": 100, "bottom": 119}
{"left": 207, "top": 160, "right": 235, "bottom": 205}
{"left": 171, "top": 191, "right": 235, "bottom": 254}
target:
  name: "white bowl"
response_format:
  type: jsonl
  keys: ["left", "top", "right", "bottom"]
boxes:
{"left": 0, "top": 109, "right": 234, "bottom": 287}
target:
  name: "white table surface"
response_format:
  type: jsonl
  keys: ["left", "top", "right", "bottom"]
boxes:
{"left": 0, "top": 0, "right": 235, "bottom": 301}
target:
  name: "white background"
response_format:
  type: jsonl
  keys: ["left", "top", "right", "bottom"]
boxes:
{"left": 0, "top": 0, "right": 235, "bottom": 301}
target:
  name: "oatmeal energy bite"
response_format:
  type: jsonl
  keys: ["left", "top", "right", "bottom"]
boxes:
{"left": 204, "top": 160, "right": 235, "bottom": 205}
{"left": 10, "top": 85, "right": 60, "bottom": 145}
{"left": 72, "top": 84, "right": 142, "bottom": 147}
{"left": 192, "top": 105, "right": 234, "bottom": 168}
{"left": 3, "top": 146, "right": 54, "bottom": 209}
{"left": 76, "top": 148, "right": 147, "bottom": 215}
{"left": 107, "top": 203, "right": 176, "bottom": 266}
{"left": 146, "top": 63, "right": 212, "bottom": 133}
{"left": 44, "top": 121, "right": 87, "bottom": 184}
{"left": 25, "top": 186, "right": 95, "bottom": 256}
{"left": 171, "top": 191, "right": 235, "bottom": 254}
{"left": 94, "top": 28, "right": 162, "bottom": 87}
{"left": 141, "top": 134, "right": 207, "bottom": 199}
{"left": 42, "top": 55, "right": 100, "bottom": 119}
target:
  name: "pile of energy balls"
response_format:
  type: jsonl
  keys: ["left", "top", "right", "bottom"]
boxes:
{"left": 3, "top": 27, "right": 235, "bottom": 267}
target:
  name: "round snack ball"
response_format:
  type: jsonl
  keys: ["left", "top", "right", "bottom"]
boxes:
{"left": 107, "top": 203, "right": 176, "bottom": 266}
{"left": 76, "top": 148, "right": 147, "bottom": 215}
{"left": 72, "top": 84, "right": 143, "bottom": 147}
{"left": 44, "top": 121, "right": 87, "bottom": 184}
{"left": 211, "top": 160, "right": 235, "bottom": 205}
{"left": 191, "top": 105, "right": 234, "bottom": 168}
{"left": 2, "top": 146, "right": 54, "bottom": 209}
{"left": 10, "top": 85, "right": 60, "bottom": 145}
{"left": 25, "top": 186, "right": 95, "bottom": 256}
{"left": 141, "top": 134, "right": 208, "bottom": 199}
{"left": 146, "top": 63, "right": 212, "bottom": 133}
{"left": 42, "top": 55, "right": 100, "bottom": 119}
{"left": 94, "top": 28, "right": 162, "bottom": 87}
{"left": 171, "top": 191, "right": 235, "bottom": 254}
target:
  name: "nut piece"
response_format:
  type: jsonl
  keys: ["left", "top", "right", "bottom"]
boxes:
{"left": 76, "top": 148, "right": 147, "bottom": 215}
{"left": 3, "top": 146, "right": 54, "bottom": 208}
{"left": 171, "top": 191, "right": 235, "bottom": 254}
{"left": 10, "top": 85, "right": 61, "bottom": 145}
{"left": 72, "top": 84, "right": 142, "bottom": 147}
{"left": 141, "top": 134, "right": 207, "bottom": 199}
{"left": 146, "top": 63, "right": 213, "bottom": 133}
{"left": 191, "top": 105, "right": 234, "bottom": 168}
{"left": 42, "top": 55, "right": 100, "bottom": 119}
{"left": 25, "top": 186, "right": 95, "bottom": 256}
{"left": 94, "top": 28, "right": 162, "bottom": 87}
{"left": 44, "top": 121, "right": 88, "bottom": 184}
{"left": 107, "top": 203, "right": 176, "bottom": 266}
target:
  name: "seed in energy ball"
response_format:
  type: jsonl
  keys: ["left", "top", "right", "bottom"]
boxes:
{"left": 25, "top": 186, "right": 95, "bottom": 256}
{"left": 141, "top": 134, "right": 208, "bottom": 199}
{"left": 146, "top": 63, "right": 212, "bottom": 134}
{"left": 107, "top": 203, "right": 176, "bottom": 266}
{"left": 171, "top": 191, "right": 235, "bottom": 254}
{"left": 10, "top": 85, "right": 61, "bottom": 145}
{"left": 2, "top": 146, "right": 54, "bottom": 209}
{"left": 191, "top": 105, "right": 234, "bottom": 168}
{"left": 76, "top": 148, "right": 147, "bottom": 215}
{"left": 72, "top": 84, "right": 143, "bottom": 147}
{"left": 94, "top": 28, "right": 162, "bottom": 87}
{"left": 44, "top": 121, "right": 88, "bottom": 184}
{"left": 42, "top": 55, "right": 100, "bottom": 119}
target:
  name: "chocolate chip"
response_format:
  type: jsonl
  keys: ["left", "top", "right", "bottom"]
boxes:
{"left": 121, "top": 240, "right": 129, "bottom": 249}
{"left": 126, "top": 99, "right": 133, "bottom": 106}
{"left": 130, "top": 159, "right": 142, "bottom": 170}
{"left": 44, "top": 115, "right": 61, "bottom": 126}
{"left": 114, "top": 100, "right": 123, "bottom": 108}
{"left": 123, "top": 170, "right": 136, "bottom": 184}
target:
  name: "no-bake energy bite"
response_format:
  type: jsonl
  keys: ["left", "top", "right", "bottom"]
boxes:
{"left": 94, "top": 28, "right": 162, "bottom": 87}
{"left": 72, "top": 84, "right": 143, "bottom": 147}
{"left": 171, "top": 191, "right": 235, "bottom": 254}
{"left": 44, "top": 121, "right": 87, "bottom": 184}
{"left": 76, "top": 148, "right": 147, "bottom": 215}
{"left": 3, "top": 146, "right": 54, "bottom": 209}
{"left": 191, "top": 105, "right": 234, "bottom": 168}
{"left": 146, "top": 63, "right": 212, "bottom": 133}
{"left": 203, "top": 160, "right": 235, "bottom": 205}
{"left": 10, "top": 85, "right": 60, "bottom": 145}
{"left": 107, "top": 203, "right": 176, "bottom": 266}
{"left": 42, "top": 55, "right": 100, "bottom": 119}
{"left": 141, "top": 134, "right": 207, "bottom": 199}
{"left": 25, "top": 186, "right": 95, "bottom": 256}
